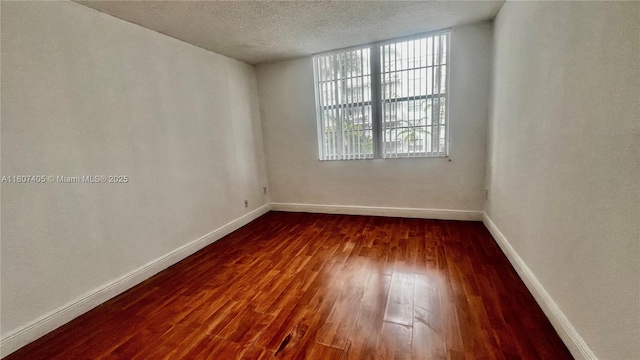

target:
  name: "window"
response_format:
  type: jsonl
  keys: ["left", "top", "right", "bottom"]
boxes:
{"left": 313, "top": 31, "right": 449, "bottom": 160}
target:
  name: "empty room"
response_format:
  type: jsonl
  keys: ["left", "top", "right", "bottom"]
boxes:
{"left": 1, "top": 0, "right": 638, "bottom": 359}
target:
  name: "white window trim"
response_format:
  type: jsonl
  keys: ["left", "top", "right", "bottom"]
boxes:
{"left": 312, "top": 29, "right": 451, "bottom": 161}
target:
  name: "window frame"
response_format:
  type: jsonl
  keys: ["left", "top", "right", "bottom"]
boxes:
{"left": 312, "top": 29, "right": 451, "bottom": 161}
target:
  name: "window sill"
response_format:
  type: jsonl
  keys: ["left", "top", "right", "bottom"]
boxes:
{"left": 319, "top": 155, "right": 449, "bottom": 161}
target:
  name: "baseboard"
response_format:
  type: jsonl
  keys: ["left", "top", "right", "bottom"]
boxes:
{"left": 270, "top": 202, "right": 483, "bottom": 221}
{"left": 482, "top": 213, "right": 597, "bottom": 360}
{"left": 0, "top": 203, "right": 271, "bottom": 358}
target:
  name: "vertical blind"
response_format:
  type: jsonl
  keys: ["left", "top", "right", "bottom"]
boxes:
{"left": 381, "top": 33, "right": 448, "bottom": 157}
{"left": 313, "top": 48, "right": 373, "bottom": 160}
{"left": 313, "top": 31, "right": 449, "bottom": 160}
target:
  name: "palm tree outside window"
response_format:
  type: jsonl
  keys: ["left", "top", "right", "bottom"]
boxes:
{"left": 313, "top": 31, "right": 449, "bottom": 160}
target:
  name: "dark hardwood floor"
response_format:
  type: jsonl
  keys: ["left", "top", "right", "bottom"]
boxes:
{"left": 6, "top": 212, "right": 572, "bottom": 359}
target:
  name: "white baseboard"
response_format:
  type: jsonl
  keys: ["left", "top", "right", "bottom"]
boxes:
{"left": 482, "top": 213, "right": 597, "bottom": 360}
{"left": 0, "top": 203, "right": 271, "bottom": 358}
{"left": 270, "top": 202, "right": 483, "bottom": 221}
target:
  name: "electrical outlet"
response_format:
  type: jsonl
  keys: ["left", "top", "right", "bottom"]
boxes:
{"left": 244, "top": 200, "right": 248, "bottom": 208}
{"left": 263, "top": 186, "right": 267, "bottom": 195}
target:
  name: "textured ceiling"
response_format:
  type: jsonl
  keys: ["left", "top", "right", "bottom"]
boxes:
{"left": 74, "top": 1, "right": 505, "bottom": 65}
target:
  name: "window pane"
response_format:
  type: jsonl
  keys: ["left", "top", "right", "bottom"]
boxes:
{"left": 380, "top": 33, "right": 448, "bottom": 158}
{"left": 314, "top": 48, "right": 373, "bottom": 160}
{"left": 314, "top": 31, "right": 448, "bottom": 160}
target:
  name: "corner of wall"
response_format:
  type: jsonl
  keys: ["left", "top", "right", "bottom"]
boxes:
{"left": 482, "top": 213, "right": 597, "bottom": 360}
{"left": 0, "top": 204, "right": 272, "bottom": 358}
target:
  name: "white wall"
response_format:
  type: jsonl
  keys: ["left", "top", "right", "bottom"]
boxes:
{"left": 257, "top": 22, "right": 492, "bottom": 216}
{"left": 5, "top": 1, "right": 636, "bottom": 358}
{"left": 0, "top": 0, "right": 268, "bottom": 353}
{"left": 486, "top": 2, "right": 639, "bottom": 359}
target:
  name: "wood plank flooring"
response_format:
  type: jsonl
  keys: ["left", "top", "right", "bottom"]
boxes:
{"left": 6, "top": 212, "right": 573, "bottom": 359}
